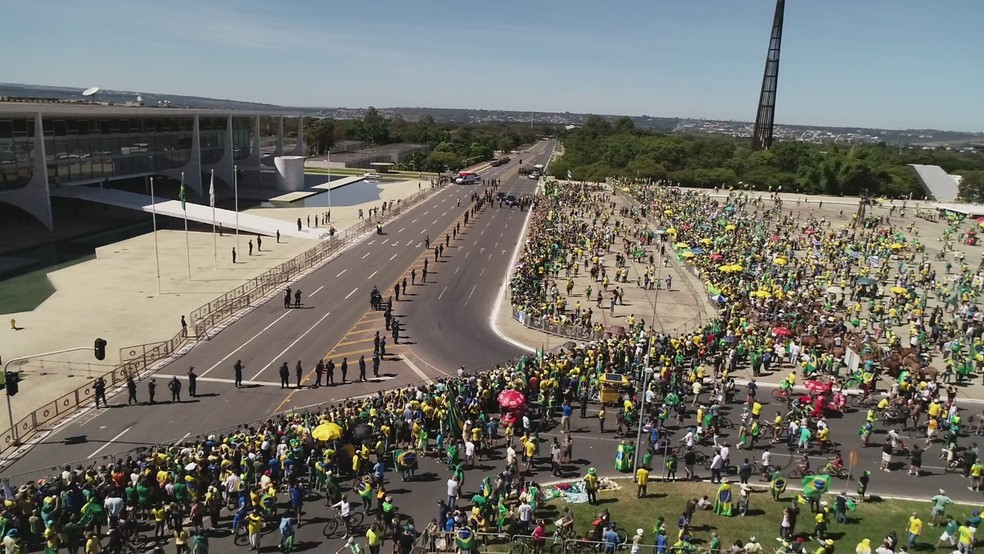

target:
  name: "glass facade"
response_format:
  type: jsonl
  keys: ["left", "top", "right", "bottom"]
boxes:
{"left": 0, "top": 114, "right": 257, "bottom": 190}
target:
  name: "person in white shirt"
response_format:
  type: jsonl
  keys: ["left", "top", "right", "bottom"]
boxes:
{"left": 464, "top": 440, "right": 476, "bottom": 467}
{"left": 719, "top": 444, "right": 731, "bottom": 465}
{"left": 446, "top": 478, "right": 459, "bottom": 507}
{"left": 680, "top": 429, "right": 695, "bottom": 450}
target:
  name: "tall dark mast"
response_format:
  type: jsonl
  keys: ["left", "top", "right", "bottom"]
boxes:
{"left": 752, "top": 0, "right": 785, "bottom": 151}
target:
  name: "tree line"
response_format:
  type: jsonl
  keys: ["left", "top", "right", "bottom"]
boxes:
{"left": 548, "top": 115, "right": 984, "bottom": 199}
{"left": 303, "top": 107, "right": 555, "bottom": 173}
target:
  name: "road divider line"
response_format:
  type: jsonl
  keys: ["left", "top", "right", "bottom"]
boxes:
{"left": 200, "top": 310, "right": 293, "bottom": 377}
{"left": 310, "top": 285, "right": 325, "bottom": 297}
{"left": 251, "top": 311, "right": 332, "bottom": 380}
{"left": 438, "top": 286, "right": 448, "bottom": 300}
{"left": 336, "top": 269, "right": 347, "bottom": 278}
{"left": 344, "top": 288, "right": 358, "bottom": 299}
{"left": 389, "top": 253, "right": 398, "bottom": 261}
{"left": 361, "top": 252, "right": 371, "bottom": 259}
{"left": 88, "top": 426, "right": 131, "bottom": 459}
{"left": 398, "top": 227, "right": 405, "bottom": 233}
{"left": 402, "top": 357, "right": 431, "bottom": 383}
{"left": 368, "top": 270, "right": 377, "bottom": 280}
{"left": 463, "top": 284, "right": 477, "bottom": 308}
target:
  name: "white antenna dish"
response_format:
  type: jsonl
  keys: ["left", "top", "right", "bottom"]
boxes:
{"left": 82, "top": 87, "right": 100, "bottom": 97}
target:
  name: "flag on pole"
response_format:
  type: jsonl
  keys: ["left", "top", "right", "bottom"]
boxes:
{"left": 208, "top": 172, "right": 215, "bottom": 208}
{"left": 567, "top": 169, "right": 572, "bottom": 181}
{"left": 179, "top": 179, "right": 186, "bottom": 211}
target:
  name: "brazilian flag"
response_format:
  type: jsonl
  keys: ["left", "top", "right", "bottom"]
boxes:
{"left": 801, "top": 474, "right": 831, "bottom": 499}
{"left": 456, "top": 526, "right": 475, "bottom": 551}
{"left": 770, "top": 473, "right": 788, "bottom": 494}
{"left": 443, "top": 400, "right": 465, "bottom": 438}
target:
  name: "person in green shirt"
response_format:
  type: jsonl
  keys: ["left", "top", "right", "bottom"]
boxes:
{"left": 936, "top": 516, "right": 958, "bottom": 549}
{"left": 709, "top": 532, "right": 721, "bottom": 554}
{"left": 930, "top": 489, "right": 953, "bottom": 526}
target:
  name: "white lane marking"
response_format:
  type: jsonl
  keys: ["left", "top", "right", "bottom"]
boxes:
{"left": 423, "top": 211, "right": 429, "bottom": 215}
{"left": 368, "top": 270, "right": 378, "bottom": 280}
{"left": 432, "top": 204, "right": 438, "bottom": 208}
{"left": 488, "top": 254, "right": 493, "bottom": 260}
{"left": 480, "top": 267, "right": 485, "bottom": 276}
{"left": 403, "top": 357, "right": 431, "bottom": 383}
{"left": 367, "top": 240, "right": 376, "bottom": 245}
{"left": 89, "top": 427, "right": 131, "bottom": 459}
{"left": 389, "top": 253, "right": 398, "bottom": 261}
{"left": 420, "top": 229, "right": 426, "bottom": 234}
{"left": 251, "top": 310, "right": 332, "bottom": 380}
{"left": 311, "top": 285, "right": 325, "bottom": 297}
{"left": 480, "top": 230, "right": 485, "bottom": 236}
{"left": 500, "top": 232, "right": 504, "bottom": 237}
{"left": 398, "top": 227, "right": 405, "bottom": 233}
{"left": 438, "top": 286, "right": 448, "bottom": 300}
{"left": 463, "top": 284, "right": 477, "bottom": 308}
{"left": 432, "top": 220, "right": 438, "bottom": 224}
{"left": 336, "top": 269, "right": 347, "bottom": 278}
{"left": 411, "top": 219, "right": 418, "bottom": 223}
{"left": 200, "top": 310, "right": 293, "bottom": 376}
{"left": 362, "top": 252, "right": 371, "bottom": 259}
{"left": 455, "top": 266, "right": 460, "bottom": 274}
{"left": 465, "top": 252, "right": 470, "bottom": 258}
{"left": 345, "top": 288, "right": 358, "bottom": 299}
{"left": 494, "top": 242, "right": 499, "bottom": 248}
{"left": 442, "top": 211, "right": 447, "bottom": 217}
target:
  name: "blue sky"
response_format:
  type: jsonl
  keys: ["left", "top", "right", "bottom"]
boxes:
{"left": 4, "top": 0, "right": 982, "bottom": 131}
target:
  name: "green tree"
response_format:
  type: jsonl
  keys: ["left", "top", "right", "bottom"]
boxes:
{"left": 958, "top": 170, "right": 984, "bottom": 202}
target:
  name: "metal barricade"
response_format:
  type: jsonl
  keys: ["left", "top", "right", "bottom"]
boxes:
{"left": 474, "top": 532, "right": 513, "bottom": 553}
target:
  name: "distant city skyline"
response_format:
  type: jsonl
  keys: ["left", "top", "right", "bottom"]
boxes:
{"left": 5, "top": 0, "right": 983, "bottom": 132}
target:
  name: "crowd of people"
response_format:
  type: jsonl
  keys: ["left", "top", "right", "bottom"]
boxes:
{"left": 7, "top": 177, "right": 984, "bottom": 554}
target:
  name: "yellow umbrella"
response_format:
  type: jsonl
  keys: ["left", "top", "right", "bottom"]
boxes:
{"left": 725, "top": 224, "right": 737, "bottom": 231}
{"left": 681, "top": 251, "right": 695, "bottom": 258}
{"left": 674, "top": 242, "right": 689, "bottom": 249}
{"left": 731, "top": 264, "right": 743, "bottom": 271}
{"left": 752, "top": 290, "right": 772, "bottom": 298}
{"left": 666, "top": 227, "right": 677, "bottom": 235}
{"left": 719, "top": 265, "right": 734, "bottom": 272}
{"left": 890, "top": 286, "right": 908, "bottom": 294}
{"left": 700, "top": 238, "right": 712, "bottom": 245}
{"left": 774, "top": 257, "right": 787, "bottom": 266}
{"left": 664, "top": 209, "right": 674, "bottom": 215}
{"left": 311, "top": 422, "right": 343, "bottom": 441}
{"left": 889, "top": 243, "right": 904, "bottom": 249}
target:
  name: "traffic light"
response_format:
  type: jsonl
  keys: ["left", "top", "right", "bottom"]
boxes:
{"left": 94, "top": 338, "right": 107, "bottom": 361}
{"left": 4, "top": 371, "right": 18, "bottom": 396}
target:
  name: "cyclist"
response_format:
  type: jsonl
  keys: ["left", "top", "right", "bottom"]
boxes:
{"left": 331, "top": 495, "right": 354, "bottom": 538}
{"left": 796, "top": 455, "right": 811, "bottom": 475}
{"left": 231, "top": 500, "right": 249, "bottom": 541}
{"left": 557, "top": 505, "right": 576, "bottom": 538}
{"left": 820, "top": 453, "right": 843, "bottom": 475}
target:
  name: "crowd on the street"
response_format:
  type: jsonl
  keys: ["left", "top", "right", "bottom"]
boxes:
{"left": 8, "top": 177, "right": 984, "bottom": 554}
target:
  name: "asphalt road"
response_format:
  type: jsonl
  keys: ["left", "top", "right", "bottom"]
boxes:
{"left": 2, "top": 141, "right": 555, "bottom": 478}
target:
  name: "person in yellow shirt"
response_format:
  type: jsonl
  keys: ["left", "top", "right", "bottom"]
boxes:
{"left": 636, "top": 466, "right": 650, "bottom": 498}
{"left": 84, "top": 531, "right": 101, "bottom": 554}
{"left": 907, "top": 512, "right": 923, "bottom": 550}
{"left": 365, "top": 522, "right": 383, "bottom": 554}
{"left": 247, "top": 509, "right": 264, "bottom": 551}
{"left": 151, "top": 503, "right": 167, "bottom": 541}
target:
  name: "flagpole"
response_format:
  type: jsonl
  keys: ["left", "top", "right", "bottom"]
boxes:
{"left": 210, "top": 169, "right": 216, "bottom": 269}
{"left": 182, "top": 171, "right": 191, "bottom": 280}
{"left": 234, "top": 164, "right": 240, "bottom": 254}
{"left": 150, "top": 176, "right": 161, "bottom": 295}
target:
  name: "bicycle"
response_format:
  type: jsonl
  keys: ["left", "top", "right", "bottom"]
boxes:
{"left": 233, "top": 523, "right": 249, "bottom": 546}
{"left": 323, "top": 510, "right": 365, "bottom": 539}
{"left": 772, "top": 389, "right": 790, "bottom": 402}
{"left": 787, "top": 467, "right": 814, "bottom": 479}
{"left": 849, "top": 395, "right": 877, "bottom": 409}
{"left": 817, "top": 463, "right": 850, "bottom": 479}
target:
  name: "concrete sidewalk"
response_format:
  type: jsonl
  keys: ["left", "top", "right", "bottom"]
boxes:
{"left": 3, "top": 177, "right": 439, "bottom": 423}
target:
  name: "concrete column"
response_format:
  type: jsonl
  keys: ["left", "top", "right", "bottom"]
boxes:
{"left": 164, "top": 115, "right": 203, "bottom": 195}
{"left": 0, "top": 113, "right": 54, "bottom": 229}
{"left": 293, "top": 115, "right": 305, "bottom": 156}
{"left": 274, "top": 116, "right": 284, "bottom": 157}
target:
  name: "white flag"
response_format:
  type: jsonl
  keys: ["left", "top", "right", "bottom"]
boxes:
{"left": 567, "top": 170, "right": 572, "bottom": 181}
{"left": 208, "top": 171, "right": 215, "bottom": 207}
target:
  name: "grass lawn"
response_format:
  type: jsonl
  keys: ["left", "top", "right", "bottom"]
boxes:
{"left": 548, "top": 482, "right": 977, "bottom": 552}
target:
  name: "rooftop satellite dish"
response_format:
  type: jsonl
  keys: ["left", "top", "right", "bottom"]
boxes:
{"left": 82, "top": 87, "right": 100, "bottom": 97}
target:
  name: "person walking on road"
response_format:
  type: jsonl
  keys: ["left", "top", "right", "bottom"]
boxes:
{"left": 294, "top": 289, "right": 302, "bottom": 308}
{"left": 326, "top": 359, "right": 335, "bottom": 385}
{"left": 279, "top": 362, "right": 290, "bottom": 389}
{"left": 187, "top": 367, "right": 198, "bottom": 397}
{"left": 295, "top": 361, "right": 303, "bottom": 388}
{"left": 234, "top": 360, "right": 244, "bottom": 388}
{"left": 127, "top": 376, "right": 138, "bottom": 406}
{"left": 340, "top": 358, "right": 348, "bottom": 383}
{"left": 93, "top": 377, "right": 107, "bottom": 408}
{"left": 359, "top": 356, "right": 367, "bottom": 382}
{"left": 148, "top": 379, "right": 156, "bottom": 404}
{"left": 284, "top": 287, "right": 292, "bottom": 309}
{"left": 169, "top": 376, "right": 182, "bottom": 403}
